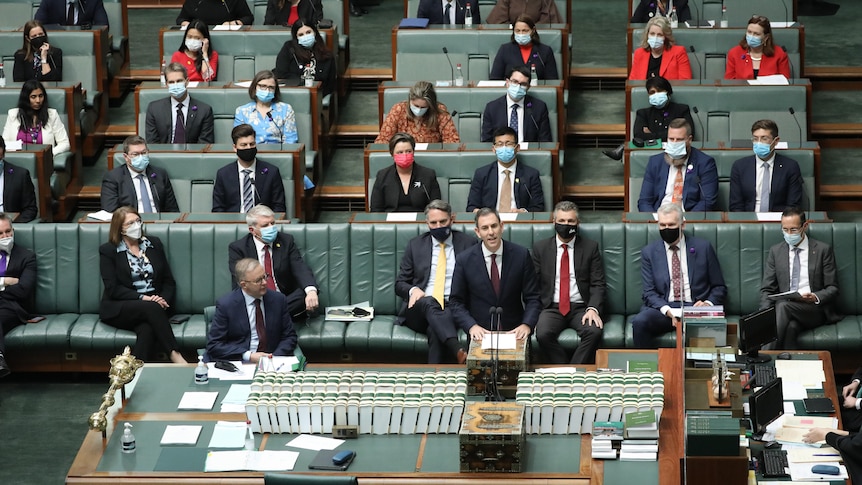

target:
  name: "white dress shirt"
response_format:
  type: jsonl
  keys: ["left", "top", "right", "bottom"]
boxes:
{"left": 481, "top": 241, "right": 503, "bottom": 280}
{"left": 441, "top": 0, "right": 456, "bottom": 23}
{"left": 659, "top": 235, "right": 692, "bottom": 316}
{"left": 661, "top": 163, "right": 686, "bottom": 208}
{"left": 553, "top": 235, "right": 584, "bottom": 305}
{"left": 505, "top": 97, "right": 525, "bottom": 143}
{"left": 789, "top": 236, "right": 811, "bottom": 295}
{"left": 125, "top": 165, "right": 157, "bottom": 213}
{"left": 241, "top": 289, "right": 265, "bottom": 361}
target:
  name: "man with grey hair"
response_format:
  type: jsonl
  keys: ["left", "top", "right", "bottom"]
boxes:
{"left": 532, "top": 201, "right": 606, "bottom": 364}
{"left": 0, "top": 213, "right": 37, "bottom": 377}
{"left": 395, "top": 200, "right": 477, "bottom": 363}
{"left": 145, "top": 62, "right": 214, "bottom": 144}
{"left": 631, "top": 203, "right": 726, "bottom": 348}
{"left": 228, "top": 204, "right": 318, "bottom": 319}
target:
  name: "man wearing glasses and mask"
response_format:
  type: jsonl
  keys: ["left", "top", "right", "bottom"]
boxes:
{"left": 466, "top": 127, "right": 544, "bottom": 213}
{"left": 480, "top": 66, "right": 551, "bottom": 143}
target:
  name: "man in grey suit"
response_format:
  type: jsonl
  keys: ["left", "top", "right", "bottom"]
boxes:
{"left": 145, "top": 63, "right": 214, "bottom": 144}
{"left": 532, "top": 201, "right": 606, "bottom": 364}
{"left": 761, "top": 206, "right": 841, "bottom": 350}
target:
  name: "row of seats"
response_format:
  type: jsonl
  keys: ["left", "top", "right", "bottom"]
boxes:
{"left": 404, "top": 0, "right": 572, "bottom": 24}
{"left": 628, "top": 0, "right": 797, "bottom": 26}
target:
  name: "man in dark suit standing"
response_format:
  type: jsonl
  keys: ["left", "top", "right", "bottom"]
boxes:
{"left": 101, "top": 135, "right": 180, "bottom": 213}
{"left": 481, "top": 66, "right": 552, "bottom": 143}
{"left": 206, "top": 258, "right": 298, "bottom": 363}
{"left": 0, "top": 137, "right": 39, "bottom": 223}
{"left": 228, "top": 204, "right": 318, "bottom": 319}
{"left": 35, "top": 0, "right": 109, "bottom": 26}
{"left": 729, "top": 120, "right": 803, "bottom": 212}
{"left": 532, "top": 201, "right": 606, "bottom": 364}
{"left": 450, "top": 208, "right": 542, "bottom": 342}
{"left": 395, "top": 199, "right": 478, "bottom": 364}
{"left": 145, "top": 63, "right": 214, "bottom": 145}
{"left": 760, "top": 207, "right": 841, "bottom": 350}
{"left": 213, "top": 124, "right": 287, "bottom": 213}
{"left": 466, "top": 127, "right": 544, "bottom": 213}
{"left": 417, "top": 0, "right": 481, "bottom": 24}
{"left": 637, "top": 118, "right": 718, "bottom": 212}
{"left": 0, "top": 213, "right": 37, "bottom": 377}
{"left": 631, "top": 203, "right": 726, "bottom": 348}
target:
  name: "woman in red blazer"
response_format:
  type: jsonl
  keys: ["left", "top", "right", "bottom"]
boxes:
{"left": 629, "top": 16, "right": 692, "bottom": 81}
{"left": 725, "top": 15, "right": 790, "bottom": 80}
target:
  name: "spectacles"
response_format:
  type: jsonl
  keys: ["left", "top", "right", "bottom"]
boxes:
{"left": 751, "top": 137, "right": 774, "bottom": 143}
{"left": 493, "top": 142, "right": 517, "bottom": 148}
{"left": 507, "top": 80, "right": 530, "bottom": 88}
{"left": 257, "top": 84, "right": 276, "bottom": 92}
{"left": 127, "top": 150, "right": 149, "bottom": 157}
{"left": 122, "top": 218, "right": 142, "bottom": 228}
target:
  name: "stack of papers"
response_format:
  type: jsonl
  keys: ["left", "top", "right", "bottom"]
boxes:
{"left": 207, "top": 361, "right": 255, "bottom": 381}
{"left": 204, "top": 450, "right": 299, "bottom": 472}
{"left": 221, "top": 384, "right": 251, "bottom": 413}
{"left": 207, "top": 421, "right": 248, "bottom": 448}
{"left": 161, "top": 425, "right": 202, "bottom": 445}
{"left": 285, "top": 434, "right": 344, "bottom": 451}
{"left": 178, "top": 392, "right": 219, "bottom": 410}
{"left": 775, "top": 360, "right": 826, "bottom": 389}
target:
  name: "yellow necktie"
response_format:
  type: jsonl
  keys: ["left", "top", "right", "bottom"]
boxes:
{"left": 432, "top": 242, "right": 447, "bottom": 308}
{"left": 499, "top": 169, "right": 512, "bottom": 212}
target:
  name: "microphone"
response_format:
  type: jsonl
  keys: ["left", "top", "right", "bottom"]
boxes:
{"left": 529, "top": 113, "right": 540, "bottom": 132}
{"left": 516, "top": 176, "right": 533, "bottom": 210}
{"left": 788, "top": 107, "right": 803, "bottom": 148}
{"left": 692, "top": 106, "right": 705, "bottom": 148}
{"left": 266, "top": 110, "right": 285, "bottom": 150}
{"left": 249, "top": 177, "right": 262, "bottom": 206}
{"left": 416, "top": 181, "right": 431, "bottom": 202}
{"left": 690, "top": 0, "right": 701, "bottom": 28}
{"left": 75, "top": 0, "right": 86, "bottom": 27}
{"left": 694, "top": 175, "right": 705, "bottom": 208}
{"left": 780, "top": 0, "right": 789, "bottom": 26}
{"left": 689, "top": 46, "right": 702, "bottom": 80}
{"left": 222, "top": 0, "right": 231, "bottom": 16}
{"left": 441, "top": 47, "right": 455, "bottom": 85}
{"left": 148, "top": 178, "right": 161, "bottom": 212}
{"left": 783, "top": 45, "right": 794, "bottom": 79}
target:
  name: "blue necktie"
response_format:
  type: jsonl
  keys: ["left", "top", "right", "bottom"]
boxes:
{"left": 759, "top": 162, "right": 771, "bottom": 212}
{"left": 137, "top": 174, "right": 153, "bottom": 213}
{"left": 509, "top": 104, "right": 519, "bottom": 136}
{"left": 790, "top": 248, "right": 801, "bottom": 291}
{"left": 242, "top": 169, "right": 254, "bottom": 213}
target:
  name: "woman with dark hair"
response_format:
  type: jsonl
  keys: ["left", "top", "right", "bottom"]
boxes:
{"left": 13, "top": 20, "right": 62, "bottom": 82}
{"left": 490, "top": 14, "right": 558, "bottom": 81}
{"left": 370, "top": 132, "right": 441, "bottom": 213}
{"left": 629, "top": 16, "right": 691, "bottom": 81}
{"left": 264, "top": 0, "right": 323, "bottom": 27}
{"left": 375, "top": 81, "right": 460, "bottom": 144}
{"left": 170, "top": 19, "right": 217, "bottom": 82}
{"left": 631, "top": 0, "right": 691, "bottom": 23}
{"left": 273, "top": 18, "right": 336, "bottom": 97}
{"left": 725, "top": 15, "right": 790, "bottom": 80}
{"left": 2, "top": 80, "right": 70, "bottom": 156}
{"left": 233, "top": 70, "right": 298, "bottom": 145}
{"left": 176, "top": 0, "right": 253, "bottom": 26}
{"left": 99, "top": 206, "right": 187, "bottom": 363}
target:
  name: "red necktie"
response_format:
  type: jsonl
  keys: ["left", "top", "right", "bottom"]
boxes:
{"left": 671, "top": 245, "right": 682, "bottom": 301}
{"left": 559, "top": 244, "right": 570, "bottom": 316}
{"left": 254, "top": 298, "right": 268, "bottom": 352}
{"left": 490, "top": 254, "right": 500, "bottom": 296}
{"left": 263, "top": 246, "right": 276, "bottom": 291}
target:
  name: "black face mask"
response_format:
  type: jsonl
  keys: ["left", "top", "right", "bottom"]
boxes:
{"left": 30, "top": 36, "right": 46, "bottom": 49}
{"left": 554, "top": 223, "right": 577, "bottom": 240}
{"left": 236, "top": 147, "right": 257, "bottom": 162}
{"left": 429, "top": 226, "right": 451, "bottom": 243}
{"left": 659, "top": 227, "right": 680, "bottom": 245}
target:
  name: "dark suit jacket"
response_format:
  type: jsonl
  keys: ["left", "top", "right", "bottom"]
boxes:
{"left": 632, "top": 102, "right": 693, "bottom": 141}
{"left": 212, "top": 160, "right": 286, "bottom": 212}
{"left": 144, "top": 96, "right": 215, "bottom": 144}
{"left": 826, "top": 431, "right": 862, "bottom": 485}
{"left": 531, "top": 235, "right": 606, "bottom": 313}
{"left": 13, "top": 48, "right": 63, "bottom": 82}
{"left": 759, "top": 237, "right": 842, "bottom": 324}
{"left": 0, "top": 244, "right": 37, "bottom": 321}
{"left": 98, "top": 236, "right": 176, "bottom": 321}
{"left": 176, "top": 0, "right": 254, "bottom": 25}
{"left": 637, "top": 147, "right": 718, "bottom": 212}
{"left": 273, "top": 41, "right": 337, "bottom": 97}
{"left": 631, "top": 0, "right": 691, "bottom": 23}
{"left": 729, "top": 153, "right": 803, "bottom": 212}
{"left": 206, "top": 288, "right": 298, "bottom": 361}
{"left": 35, "top": 0, "right": 109, "bottom": 26}
{"left": 466, "top": 160, "right": 544, "bottom": 212}
{"left": 370, "top": 163, "right": 441, "bottom": 213}
{"left": 264, "top": 0, "right": 323, "bottom": 26}
{"left": 640, "top": 235, "right": 726, "bottom": 310}
{"left": 394, "top": 230, "right": 478, "bottom": 323}
{"left": 2, "top": 161, "right": 39, "bottom": 223}
{"left": 100, "top": 164, "right": 180, "bottom": 213}
{"left": 417, "top": 0, "right": 481, "bottom": 24}
{"left": 449, "top": 240, "right": 542, "bottom": 333}
{"left": 228, "top": 232, "right": 317, "bottom": 295}
{"left": 490, "top": 42, "right": 558, "bottom": 80}
{"left": 481, "top": 94, "right": 552, "bottom": 143}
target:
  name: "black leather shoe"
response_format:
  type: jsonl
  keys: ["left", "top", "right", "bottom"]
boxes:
{"left": 602, "top": 143, "right": 624, "bottom": 161}
{"left": 0, "top": 355, "right": 10, "bottom": 378}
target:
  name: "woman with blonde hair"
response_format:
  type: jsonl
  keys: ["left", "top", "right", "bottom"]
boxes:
{"left": 629, "top": 16, "right": 691, "bottom": 81}
{"left": 375, "top": 81, "right": 460, "bottom": 144}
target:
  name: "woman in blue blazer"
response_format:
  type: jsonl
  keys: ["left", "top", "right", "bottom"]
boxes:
{"left": 490, "top": 15, "right": 558, "bottom": 81}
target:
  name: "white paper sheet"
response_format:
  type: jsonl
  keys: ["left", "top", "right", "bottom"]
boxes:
{"left": 207, "top": 362, "right": 255, "bottom": 381}
{"left": 789, "top": 462, "right": 848, "bottom": 481}
{"left": 414, "top": 143, "right": 429, "bottom": 151}
{"left": 499, "top": 212, "right": 518, "bottom": 221}
{"left": 781, "top": 380, "right": 809, "bottom": 400}
{"left": 775, "top": 360, "right": 826, "bottom": 388}
{"left": 222, "top": 384, "right": 251, "bottom": 405}
{"left": 178, "top": 391, "right": 219, "bottom": 410}
{"left": 386, "top": 213, "right": 418, "bottom": 222}
{"left": 205, "top": 450, "right": 299, "bottom": 472}
{"left": 748, "top": 75, "right": 789, "bottom": 85}
{"left": 5, "top": 140, "right": 23, "bottom": 151}
{"left": 208, "top": 421, "right": 248, "bottom": 448}
{"left": 160, "top": 425, "right": 202, "bottom": 445}
{"left": 285, "top": 434, "right": 344, "bottom": 451}
{"left": 755, "top": 212, "right": 783, "bottom": 222}
{"left": 476, "top": 80, "right": 506, "bottom": 87}
{"left": 481, "top": 332, "right": 517, "bottom": 350}
{"left": 87, "top": 210, "right": 114, "bottom": 221}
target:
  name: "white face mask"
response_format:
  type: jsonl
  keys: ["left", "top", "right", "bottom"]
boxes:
{"left": 0, "top": 236, "right": 13, "bottom": 253}
{"left": 185, "top": 39, "right": 203, "bottom": 52}
{"left": 124, "top": 221, "right": 143, "bottom": 240}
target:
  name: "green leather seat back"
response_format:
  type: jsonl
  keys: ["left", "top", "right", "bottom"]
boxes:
{"left": 4, "top": 151, "right": 44, "bottom": 217}
{"left": 0, "top": 86, "right": 74, "bottom": 139}
{"left": 0, "top": 1, "right": 34, "bottom": 30}
{"left": 13, "top": 223, "right": 80, "bottom": 314}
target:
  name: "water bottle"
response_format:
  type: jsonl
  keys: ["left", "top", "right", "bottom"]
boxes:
{"left": 720, "top": 6, "right": 728, "bottom": 28}
{"left": 159, "top": 60, "right": 166, "bottom": 87}
{"left": 0, "top": 62, "right": 6, "bottom": 88}
{"left": 303, "top": 64, "right": 315, "bottom": 87}
{"left": 464, "top": 3, "right": 473, "bottom": 27}
{"left": 530, "top": 64, "right": 538, "bottom": 86}
{"left": 455, "top": 64, "right": 464, "bottom": 86}
{"left": 194, "top": 355, "right": 208, "bottom": 384}
{"left": 245, "top": 420, "right": 256, "bottom": 450}
{"left": 669, "top": 7, "right": 678, "bottom": 28}
{"left": 121, "top": 423, "right": 136, "bottom": 454}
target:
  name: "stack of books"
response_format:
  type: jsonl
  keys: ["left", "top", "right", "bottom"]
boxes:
{"left": 620, "top": 410, "right": 660, "bottom": 461}
{"left": 683, "top": 305, "right": 727, "bottom": 345}
{"left": 591, "top": 421, "right": 623, "bottom": 459}
{"left": 686, "top": 414, "right": 740, "bottom": 457}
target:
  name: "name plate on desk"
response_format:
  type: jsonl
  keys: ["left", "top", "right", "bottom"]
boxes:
{"left": 459, "top": 402, "right": 525, "bottom": 473}
{"left": 466, "top": 334, "right": 529, "bottom": 398}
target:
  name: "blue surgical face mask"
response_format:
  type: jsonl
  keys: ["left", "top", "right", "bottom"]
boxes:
{"left": 648, "top": 92, "right": 669, "bottom": 108}
{"left": 783, "top": 232, "right": 802, "bottom": 247}
{"left": 259, "top": 225, "right": 278, "bottom": 244}
{"left": 168, "top": 82, "right": 187, "bottom": 99}
{"left": 495, "top": 146, "right": 516, "bottom": 163}
{"left": 256, "top": 89, "right": 275, "bottom": 103}
{"left": 130, "top": 154, "right": 149, "bottom": 172}
{"left": 753, "top": 142, "right": 772, "bottom": 159}
{"left": 514, "top": 33, "right": 532, "bottom": 46}
{"left": 647, "top": 35, "right": 664, "bottom": 50}
{"left": 507, "top": 83, "right": 527, "bottom": 101}
{"left": 746, "top": 34, "right": 763, "bottom": 48}
{"left": 298, "top": 34, "right": 316, "bottom": 49}
{"left": 665, "top": 140, "right": 687, "bottom": 159}
{"left": 409, "top": 104, "right": 428, "bottom": 117}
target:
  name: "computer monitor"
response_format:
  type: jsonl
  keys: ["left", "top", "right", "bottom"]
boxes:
{"left": 739, "top": 307, "right": 777, "bottom": 364}
{"left": 749, "top": 377, "right": 784, "bottom": 440}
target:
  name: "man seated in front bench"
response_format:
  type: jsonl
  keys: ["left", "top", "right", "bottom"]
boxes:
{"left": 228, "top": 204, "right": 319, "bottom": 320}
{"left": 145, "top": 63, "right": 214, "bottom": 145}
{"left": 481, "top": 66, "right": 552, "bottom": 143}
{"left": 466, "top": 127, "right": 544, "bottom": 213}
{"left": 729, "top": 119, "right": 803, "bottom": 212}
{"left": 206, "top": 258, "right": 298, "bottom": 363}
{"left": 417, "top": 0, "right": 481, "bottom": 24}
{"left": 0, "top": 213, "right": 37, "bottom": 378}
{"left": 631, "top": 203, "right": 726, "bottom": 348}
{"left": 637, "top": 118, "right": 718, "bottom": 212}
{"left": 395, "top": 199, "right": 478, "bottom": 364}
{"left": 449, "top": 208, "right": 542, "bottom": 343}
{"left": 212, "top": 124, "right": 287, "bottom": 213}
{"left": 0, "top": 137, "right": 39, "bottom": 223}
{"left": 101, "top": 135, "right": 180, "bottom": 213}
{"left": 840, "top": 367, "right": 862, "bottom": 433}
{"left": 35, "top": 0, "right": 108, "bottom": 27}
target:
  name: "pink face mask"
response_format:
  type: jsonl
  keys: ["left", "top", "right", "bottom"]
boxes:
{"left": 393, "top": 152, "right": 414, "bottom": 169}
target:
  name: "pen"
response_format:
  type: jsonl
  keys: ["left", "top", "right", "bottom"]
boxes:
{"left": 276, "top": 364, "right": 285, "bottom": 372}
